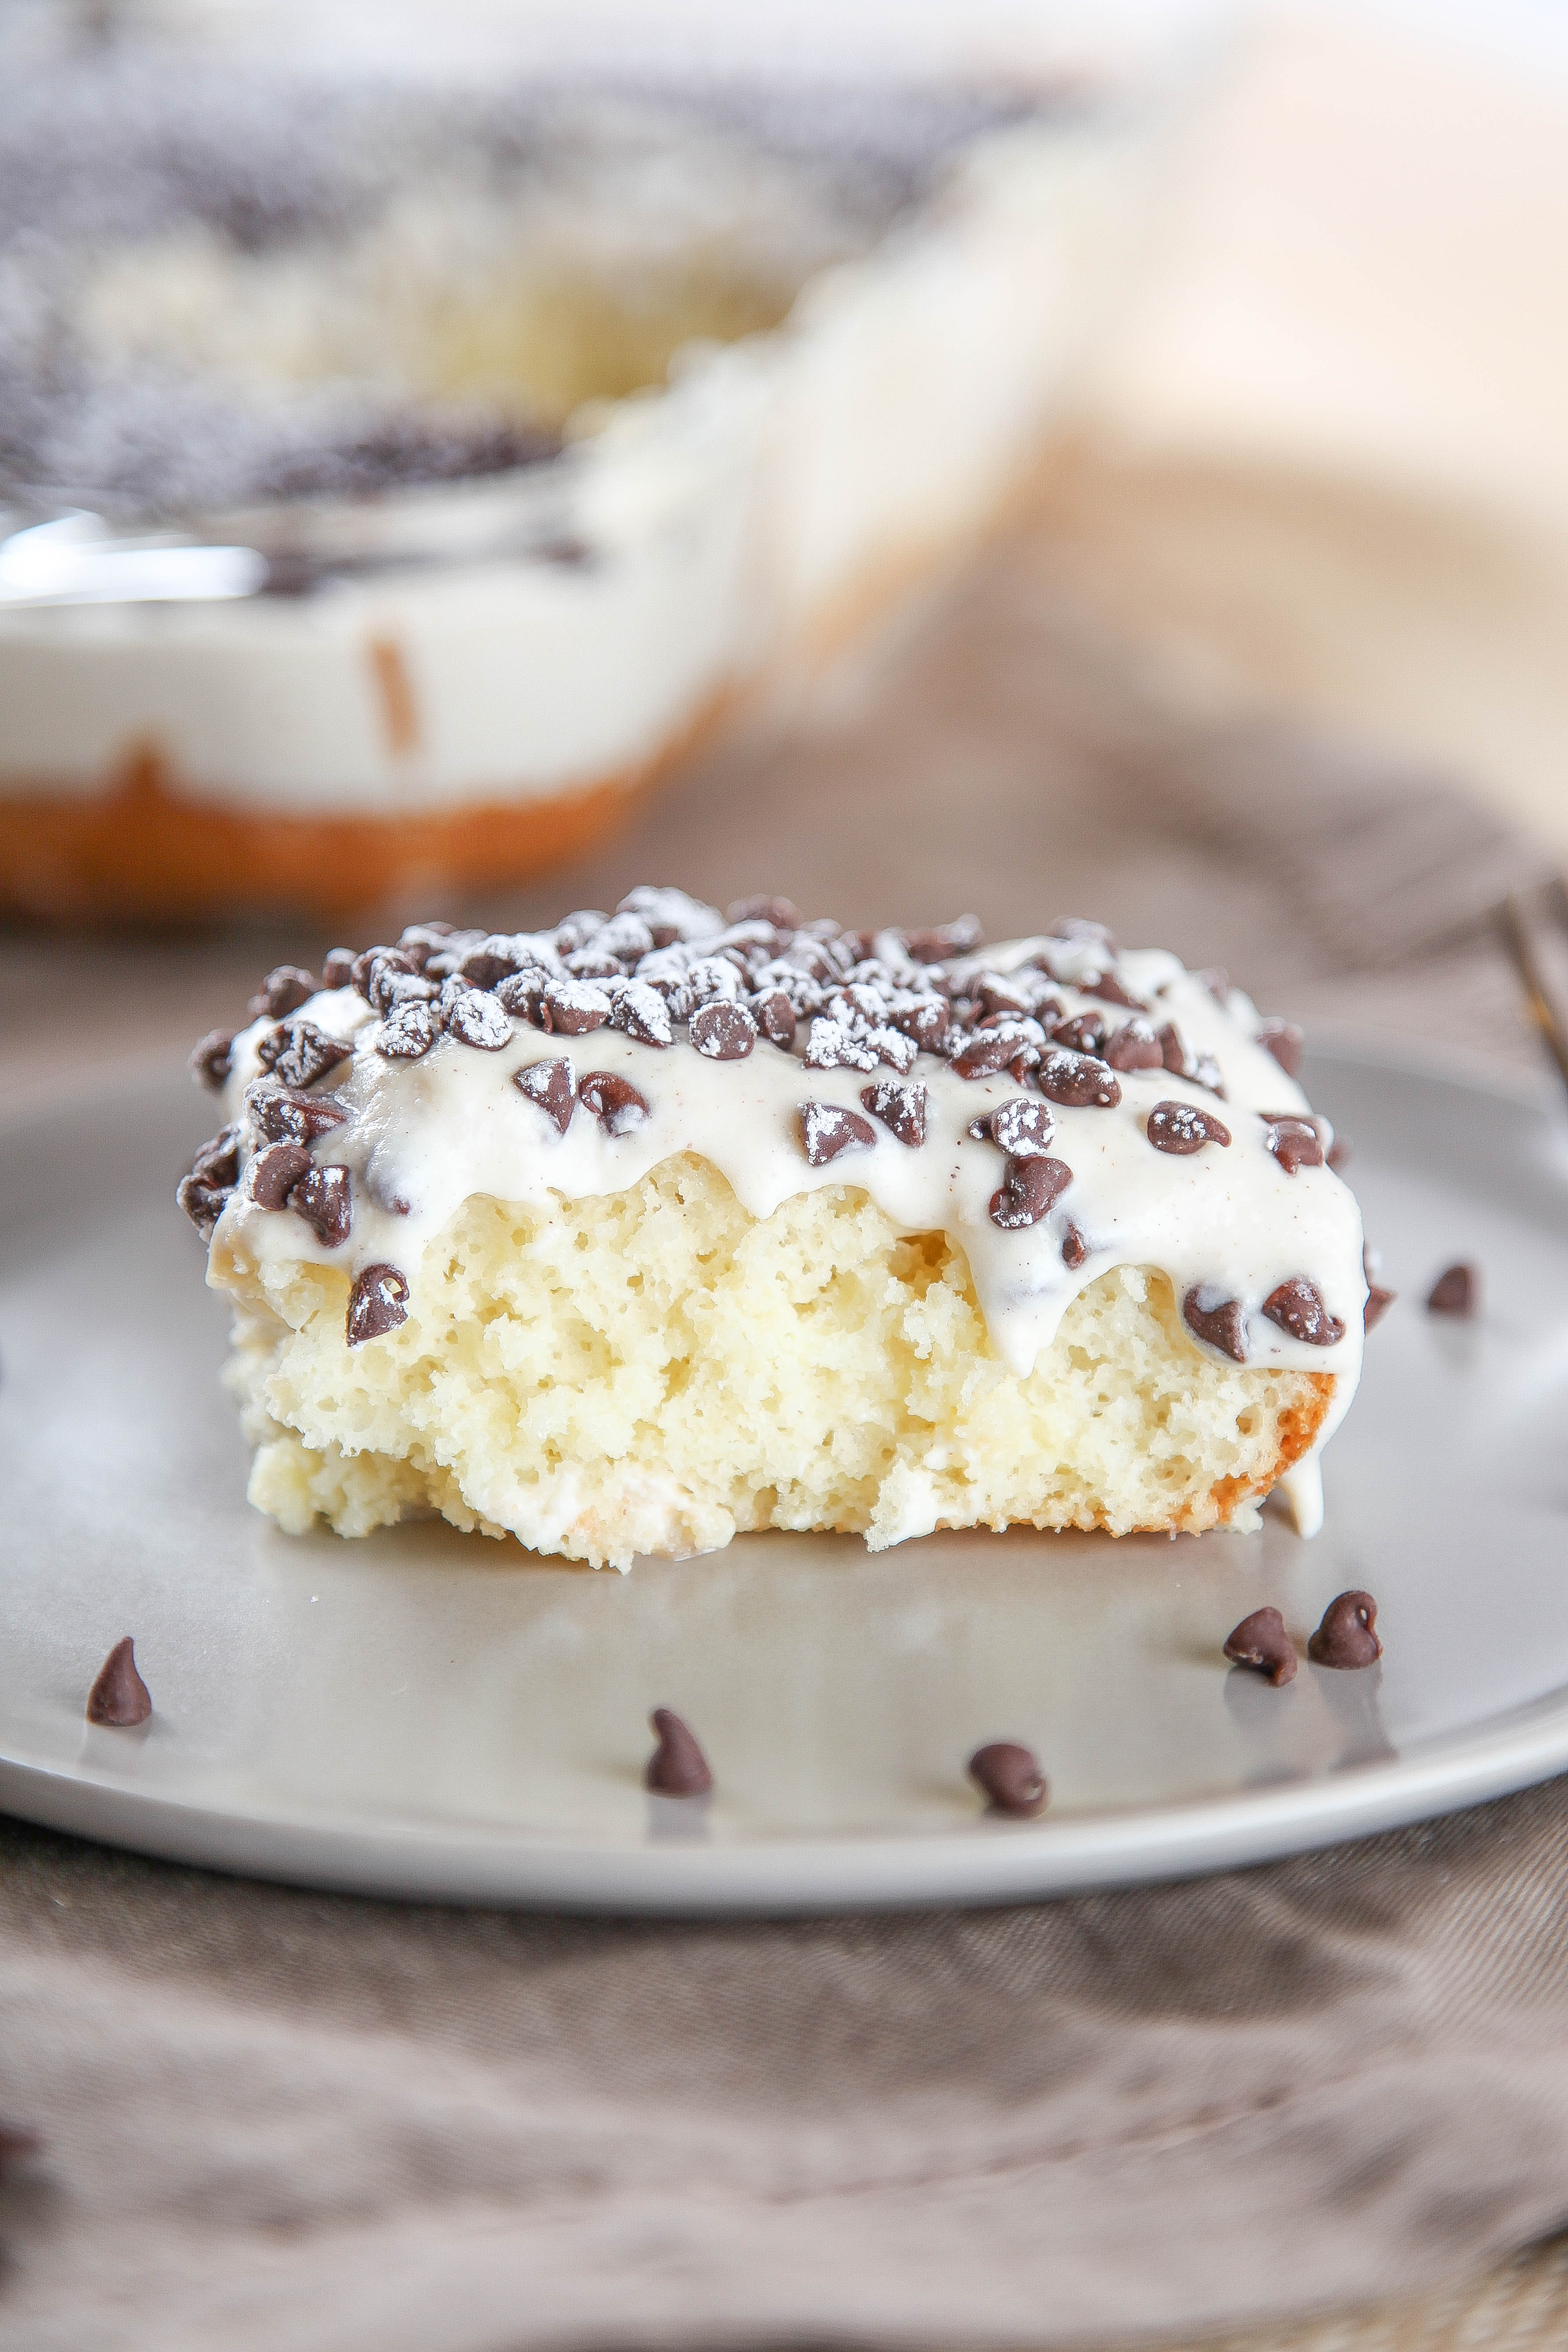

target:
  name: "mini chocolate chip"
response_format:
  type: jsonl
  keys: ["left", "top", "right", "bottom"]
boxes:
{"left": 1183, "top": 1288, "right": 1248, "bottom": 1362}
{"left": 1257, "top": 1018, "right": 1305, "bottom": 1078}
{"left": 1146, "top": 1100, "right": 1232, "bottom": 1154}
{"left": 320, "top": 948, "right": 356, "bottom": 989}
{"left": 888, "top": 997, "right": 951, "bottom": 1053}
{"left": 247, "top": 1085, "right": 350, "bottom": 1145}
{"left": 1365, "top": 1285, "right": 1397, "bottom": 1330}
{"left": 1061, "top": 1223, "right": 1090, "bottom": 1269}
{"left": 905, "top": 917, "right": 982, "bottom": 964}
{"left": 751, "top": 988, "right": 798, "bottom": 1049}
{"left": 1266, "top": 1116, "right": 1324, "bottom": 1174}
{"left": 251, "top": 1141, "right": 313, "bottom": 1208}
{"left": 495, "top": 967, "right": 551, "bottom": 1022}
{"left": 540, "top": 976, "right": 612, "bottom": 1034}
{"left": 248, "top": 964, "right": 315, "bottom": 1021}
{"left": 175, "top": 1172, "right": 231, "bottom": 1238}
{"left": 728, "top": 894, "right": 801, "bottom": 931}
{"left": 188, "top": 1028, "right": 235, "bottom": 1091}
{"left": 1050, "top": 1011, "right": 1108, "bottom": 1056}
{"left": 1035, "top": 1049, "right": 1121, "bottom": 1109}
{"left": 1156, "top": 1021, "right": 1189, "bottom": 1075}
{"left": 1427, "top": 1263, "right": 1476, "bottom": 1317}
{"left": 347, "top": 1263, "right": 409, "bottom": 1347}
{"left": 459, "top": 944, "right": 521, "bottom": 990}
{"left": 289, "top": 1164, "right": 352, "bottom": 1249}
{"left": 445, "top": 991, "right": 512, "bottom": 1051}
{"left": 1308, "top": 1590, "right": 1383, "bottom": 1669}
{"left": 800, "top": 1102, "right": 877, "bottom": 1165}
{"left": 260, "top": 1020, "right": 353, "bottom": 1091}
{"left": 1223, "top": 1607, "right": 1297, "bottom": 1686}
{"left": 580, "top": 1072, "right": 651, "bottom": 1135}
{"left": 515, "top": 1057, "right": 577, "bottom": 1135}
{"left": 987, "top": 1097, "right": 1055, "bottom": 1156}
{"left": 860, "top": 1080, "right": 928, "bottom": 1147}
{"left": 377, "top": 1000, "right": 440, "bottom": 1059}
{"left": 361, "top": 950, "right": 434, "bottom": 1013}
{"left": 611, "top": 981, "right": 674, "bottom": 1047}
{"left": 690, "top": 1001, "right": 757, "bottom": 1060}
{"left": 967, "top": 1741, "right": 1048, "bottom": 1818}
{"left": 1262, "top": 1276, "right": 1345, "bottom": 1346}
{"left": 1080, "top": 971, "right": 1145, "bottom": 1011}
{"left": 1103, "top": 1018, "right": 1164, "bottom": 1073}
{"left": 950, "top": 1030, "right": 1022, "bottom": 1080}
{"left": 86, "top": 1636, "right": 151, "bottom": 1726}
{"left": 190, "top": 1124, "right": 242, "bottom": 1189}
{"left": 990, "top": 1154, "right": 1073, "bottom": 1230}
{"left": 645, "top": 1707, "right": 713, "bottom": 1797}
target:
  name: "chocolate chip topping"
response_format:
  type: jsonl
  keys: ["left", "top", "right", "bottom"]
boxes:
{"left": 751, "top": 989, "right": 797, "bottom": 1049}
{"left": 967, "top": 1740, "right": 1048, "bottom": 1818}
{"left": 1050, "top": 1011, "right": 1106, "bottom": 1057}
{"left": 247, "top": 1084, "right": 350, "bottom": 1145}
{"left": 257, "top": 1019, "right": 353, "bottom": 1091}
{"left": 541, "top": 977, "right": 612, "bottom": 1035}
{"left": 1257, "top": 1018, "right": 1305, "bottom": 1079}
{"left": 515, "top": 1057, "right": 578, "bottom": 1135}
{"left": 990, "top": 1154, "right": 1073, "bottom": 1231}
{"left": 1364, "top": 1284, "right": 1397, "bottom": 1331}
{"left": 176, "top": 1145, "right": 237, "bottom": 1236}
{"left": 860, "top": 1081, "right": 928, "bottom": 1147}
{"left": 951, "top": 1030, "right": 1024, "bottom": 1080}
{"left": 1262, "top": 1276, "right": 1346, "bottom": 1346}
{"left": 645, "top": 1707, "right": 713, "bottom": 1797}
{"left": 289, "top": 1164, "right": 353, "bottom": 1248}
{"left": 320, "top": 948, "right": 356, "bottom": 990}
{"left": 1427, "top": 1263, "right": 1477, "bottom": 1317}
{"left": 612, "top": 982, "right": 674, "bottom": 1048}
{"left": 377, "top": 1000, "right": 440, "bottom": 1059}
{"left": 85, "top": 1636, "right": 152, "bottom": 1727}
{"left": 1036, "top": 1050, "right": 1121, "bottom": 1109}
{"left": 579, "top": 1072, "right": 651, "bottom": 1135}
{"left": 346, "top": 1262, "right": 409, "bottom": 1347}
{"left": 248, "top": 964, "right": 315, "bottom": 1021}
{"left": 1079, "top": 971, "right": 1145, "bottom": 1011}
{"left": 1307, "top": 1590, "right": 1383, "bottom": 1669}
{"left": 690, "top": 1001, "right": 757, "bottom": 1060}
{"left": 1156, "top": 1021, "right": 1189, "bottom": 1075}
{"left": 1102, "top": 1018, "right": 1164, "bottom": 1073}
{"left": 1183, "top": 1288, "right": 1248, "bottom": 1363}
{"left": 1146, "top": 1101, "right": 1232, "bottom": 1155}
{"left": 1061, "top": 1223, "right": 1090, "bottom": 1269}
{"left": 800, "top": 1102, "right": 877, "bottom": 1165}
{"left": 1223, "top": 1607, "right": 1297, "bottom": 1686}
{"left": 1266, "top": 1116, "right": 1325, "bottom": 1175}
{"left": 251, "top": 1140, "right": 313, "bottom": 1208}
{"left": 444, "top": 990, "right": 512, "bottom": 1050}
{"left": 189, "top": 1028, "right": 236, "bottom": 1092}
{"left": 986, "top": 1098, "right": 1055, "bottom": 1156}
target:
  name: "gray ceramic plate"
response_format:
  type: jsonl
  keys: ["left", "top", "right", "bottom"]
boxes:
{"left": 2, "top": 1044, "right": 1566, "bottom": 1914}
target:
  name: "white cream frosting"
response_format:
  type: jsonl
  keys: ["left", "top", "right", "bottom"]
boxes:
{"left": 206, "top": 921, "right": 1366, "bottom": 1533}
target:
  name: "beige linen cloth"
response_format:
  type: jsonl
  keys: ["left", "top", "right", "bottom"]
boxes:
{"left": 9, "top": 14, "right": 1568, "bottom": 2345}
{"left": 4, "top": 525, "right": 1568, "bottom": 2351}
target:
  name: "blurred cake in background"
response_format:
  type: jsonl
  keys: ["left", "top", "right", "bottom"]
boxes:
{"left": 0, "top": 51, "right": 1152, "bottom": 920}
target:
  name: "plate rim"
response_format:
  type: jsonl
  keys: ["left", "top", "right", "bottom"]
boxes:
{"left": 3, "top": 1037, "right": 1566, "bottom": 1915}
